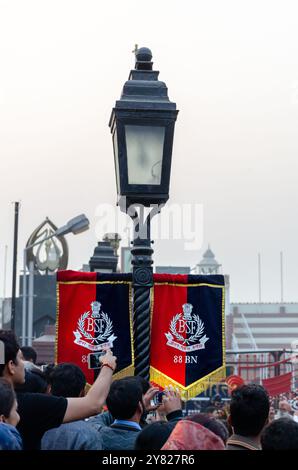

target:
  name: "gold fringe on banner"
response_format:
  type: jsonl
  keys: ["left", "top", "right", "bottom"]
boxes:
{"left": 150, "top": 365, "right": 226, "bottom": 400}
{"left": 55, "top": 280, "right": 60, "bottom": 365}
{"left": 113, "top": 365, "right": 135, "bottom": 381}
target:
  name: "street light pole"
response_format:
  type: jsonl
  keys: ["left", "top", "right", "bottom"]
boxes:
{"left": 21, "top": 248, "right": 27, "bottom": 346}
{"left": 11, "top": 201, "right": 20, "bottom": 331}
{"left": 21, "top": 214, "right": 90, "bottom": 346}
{"left": 110, "top": 47, "right": 178, "bottom": 380}
{"left": 22, "top": 239, "right": 52, "bottom": 346}
{"left": 129, "top": 205, "right": 160, "bottom": 380}
{"left": 27, "top": 261, "right": 34, "bottom": 346}
{"left": 22, "top": 237, "right": 54, "bottom": 346}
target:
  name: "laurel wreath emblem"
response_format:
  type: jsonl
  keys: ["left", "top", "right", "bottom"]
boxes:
{"left": 170, "top": 313, "right": 204, "bottom": 345}
{"left": 78, "top": 311, "right": 113, "bottom": 344}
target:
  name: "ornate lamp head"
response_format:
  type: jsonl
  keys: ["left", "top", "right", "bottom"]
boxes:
{"left": 26, "top": 217, "right": 68, "bottom": 274}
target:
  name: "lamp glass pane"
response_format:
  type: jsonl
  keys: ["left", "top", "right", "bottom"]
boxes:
{"left": 125, "top": 125, "right": 165, "bottom": 185}
{"left": 113, "top": 130, "right": 120, "bottom": 192}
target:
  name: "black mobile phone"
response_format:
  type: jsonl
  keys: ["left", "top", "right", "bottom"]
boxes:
{"left": 153, "top": 391, "right": 165, "bottom": 405}
{"left": 87, "top": 351, "right": 106, "bottom": 369}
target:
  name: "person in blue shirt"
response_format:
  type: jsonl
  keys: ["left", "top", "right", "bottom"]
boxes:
{"left": 94, "top": 378, "right": 182, "bottom": 450}
{"left": 0, "top": 423, "right": 22, "bottom": 450}
{"left": 0, "top": 378, "right": 22, "bottom": 450}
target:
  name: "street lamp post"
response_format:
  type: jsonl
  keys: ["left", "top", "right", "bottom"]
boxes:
{"left": 11, "top": 201, "right": 20, "bottom": 331}
{"left": 22, "top": 214, "right": 90, "bottom": 346}
{"left": 109, "top": 47, "right": 178, "bottom": 379}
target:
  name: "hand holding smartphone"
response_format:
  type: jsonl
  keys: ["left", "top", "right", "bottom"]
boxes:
{"left": 150, "top": 391, "right": 165, "bottom": 407}
{"left": 87, "top": 351, "right": 106, "bottom": 369}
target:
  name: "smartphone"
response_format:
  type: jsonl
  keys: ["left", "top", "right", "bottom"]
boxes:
{"left": 87, "top": 351, "right": 106, "bottom": 369}
{"left": 152, "top": 391, "right": 165, "bottom": 406}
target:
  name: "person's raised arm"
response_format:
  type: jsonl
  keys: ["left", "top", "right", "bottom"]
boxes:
{"left": 63, "top": 350, "right": 116, "bottom": 423}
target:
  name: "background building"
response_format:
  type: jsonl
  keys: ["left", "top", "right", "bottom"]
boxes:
{"left": 231, "top": 302, "right": 298, "bottom": 351}
{"left": 195, "top": 245, "right": 221, "bottom": 275}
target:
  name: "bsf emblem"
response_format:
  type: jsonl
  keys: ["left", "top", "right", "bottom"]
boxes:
{"left": 165, "top": 303, "right": 209, "bottom": 353}
{"left": 73, "top": 301, "right": 117, "bottom": 351}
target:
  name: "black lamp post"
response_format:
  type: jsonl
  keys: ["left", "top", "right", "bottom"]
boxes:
{"left": 109, "top": 47, "right": 178, "bottom": 379}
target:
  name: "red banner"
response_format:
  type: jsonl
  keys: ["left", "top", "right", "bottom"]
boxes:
{"left": 150, "top": 274, "right": 225, "bottom": 399}
{"left": 56, "top": 270, "right": 134, "bottom": 385}
{"left": 262, "top": 372, "right": 292, "bottom": 396}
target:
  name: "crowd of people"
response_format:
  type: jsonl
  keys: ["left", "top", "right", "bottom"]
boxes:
{"left": 0, "top": 329, "right": 298, "bottom": 451}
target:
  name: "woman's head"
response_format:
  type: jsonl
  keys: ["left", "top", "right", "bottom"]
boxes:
{"left": 0, "top": 378, "right": 20, "bottom": 427}
{"left": 161, "top": 419, "right": 225, "bottom": 450}
{"left": 186, "top": 413, "right": 229, "bottom": 444}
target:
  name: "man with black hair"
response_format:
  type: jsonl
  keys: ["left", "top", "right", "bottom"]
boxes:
{"left": 97, "top": 376, "right": 147, "bottom": 450}
{"left": 20, "top": 346, "right": 37, "bottom": 365}
{"left": 0, "top": 330, "right": 116, "bottom": 449}
{"left": 134, "top": 421, "right": 176, "bottom": 450}
{"left": 261, "top": 417, "right": 298, "bottom": 450}
{"left": 226, "top": 384, "right": 270, "bottom": 450}
{"left": 90, "top": 374, "right": 153, "bottom": 428}
{"left": 48, "top": 363, "right": 86, "bottom": 397}
{"left": 41, "top": 363, "right": 101, "bottom": 450}
{"left": 95, "top": 378, "right": 182, "bottom": 450}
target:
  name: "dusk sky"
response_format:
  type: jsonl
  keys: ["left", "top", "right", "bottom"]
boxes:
{"left": 1, "top": 0, "right": 298, "bottom": 302}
